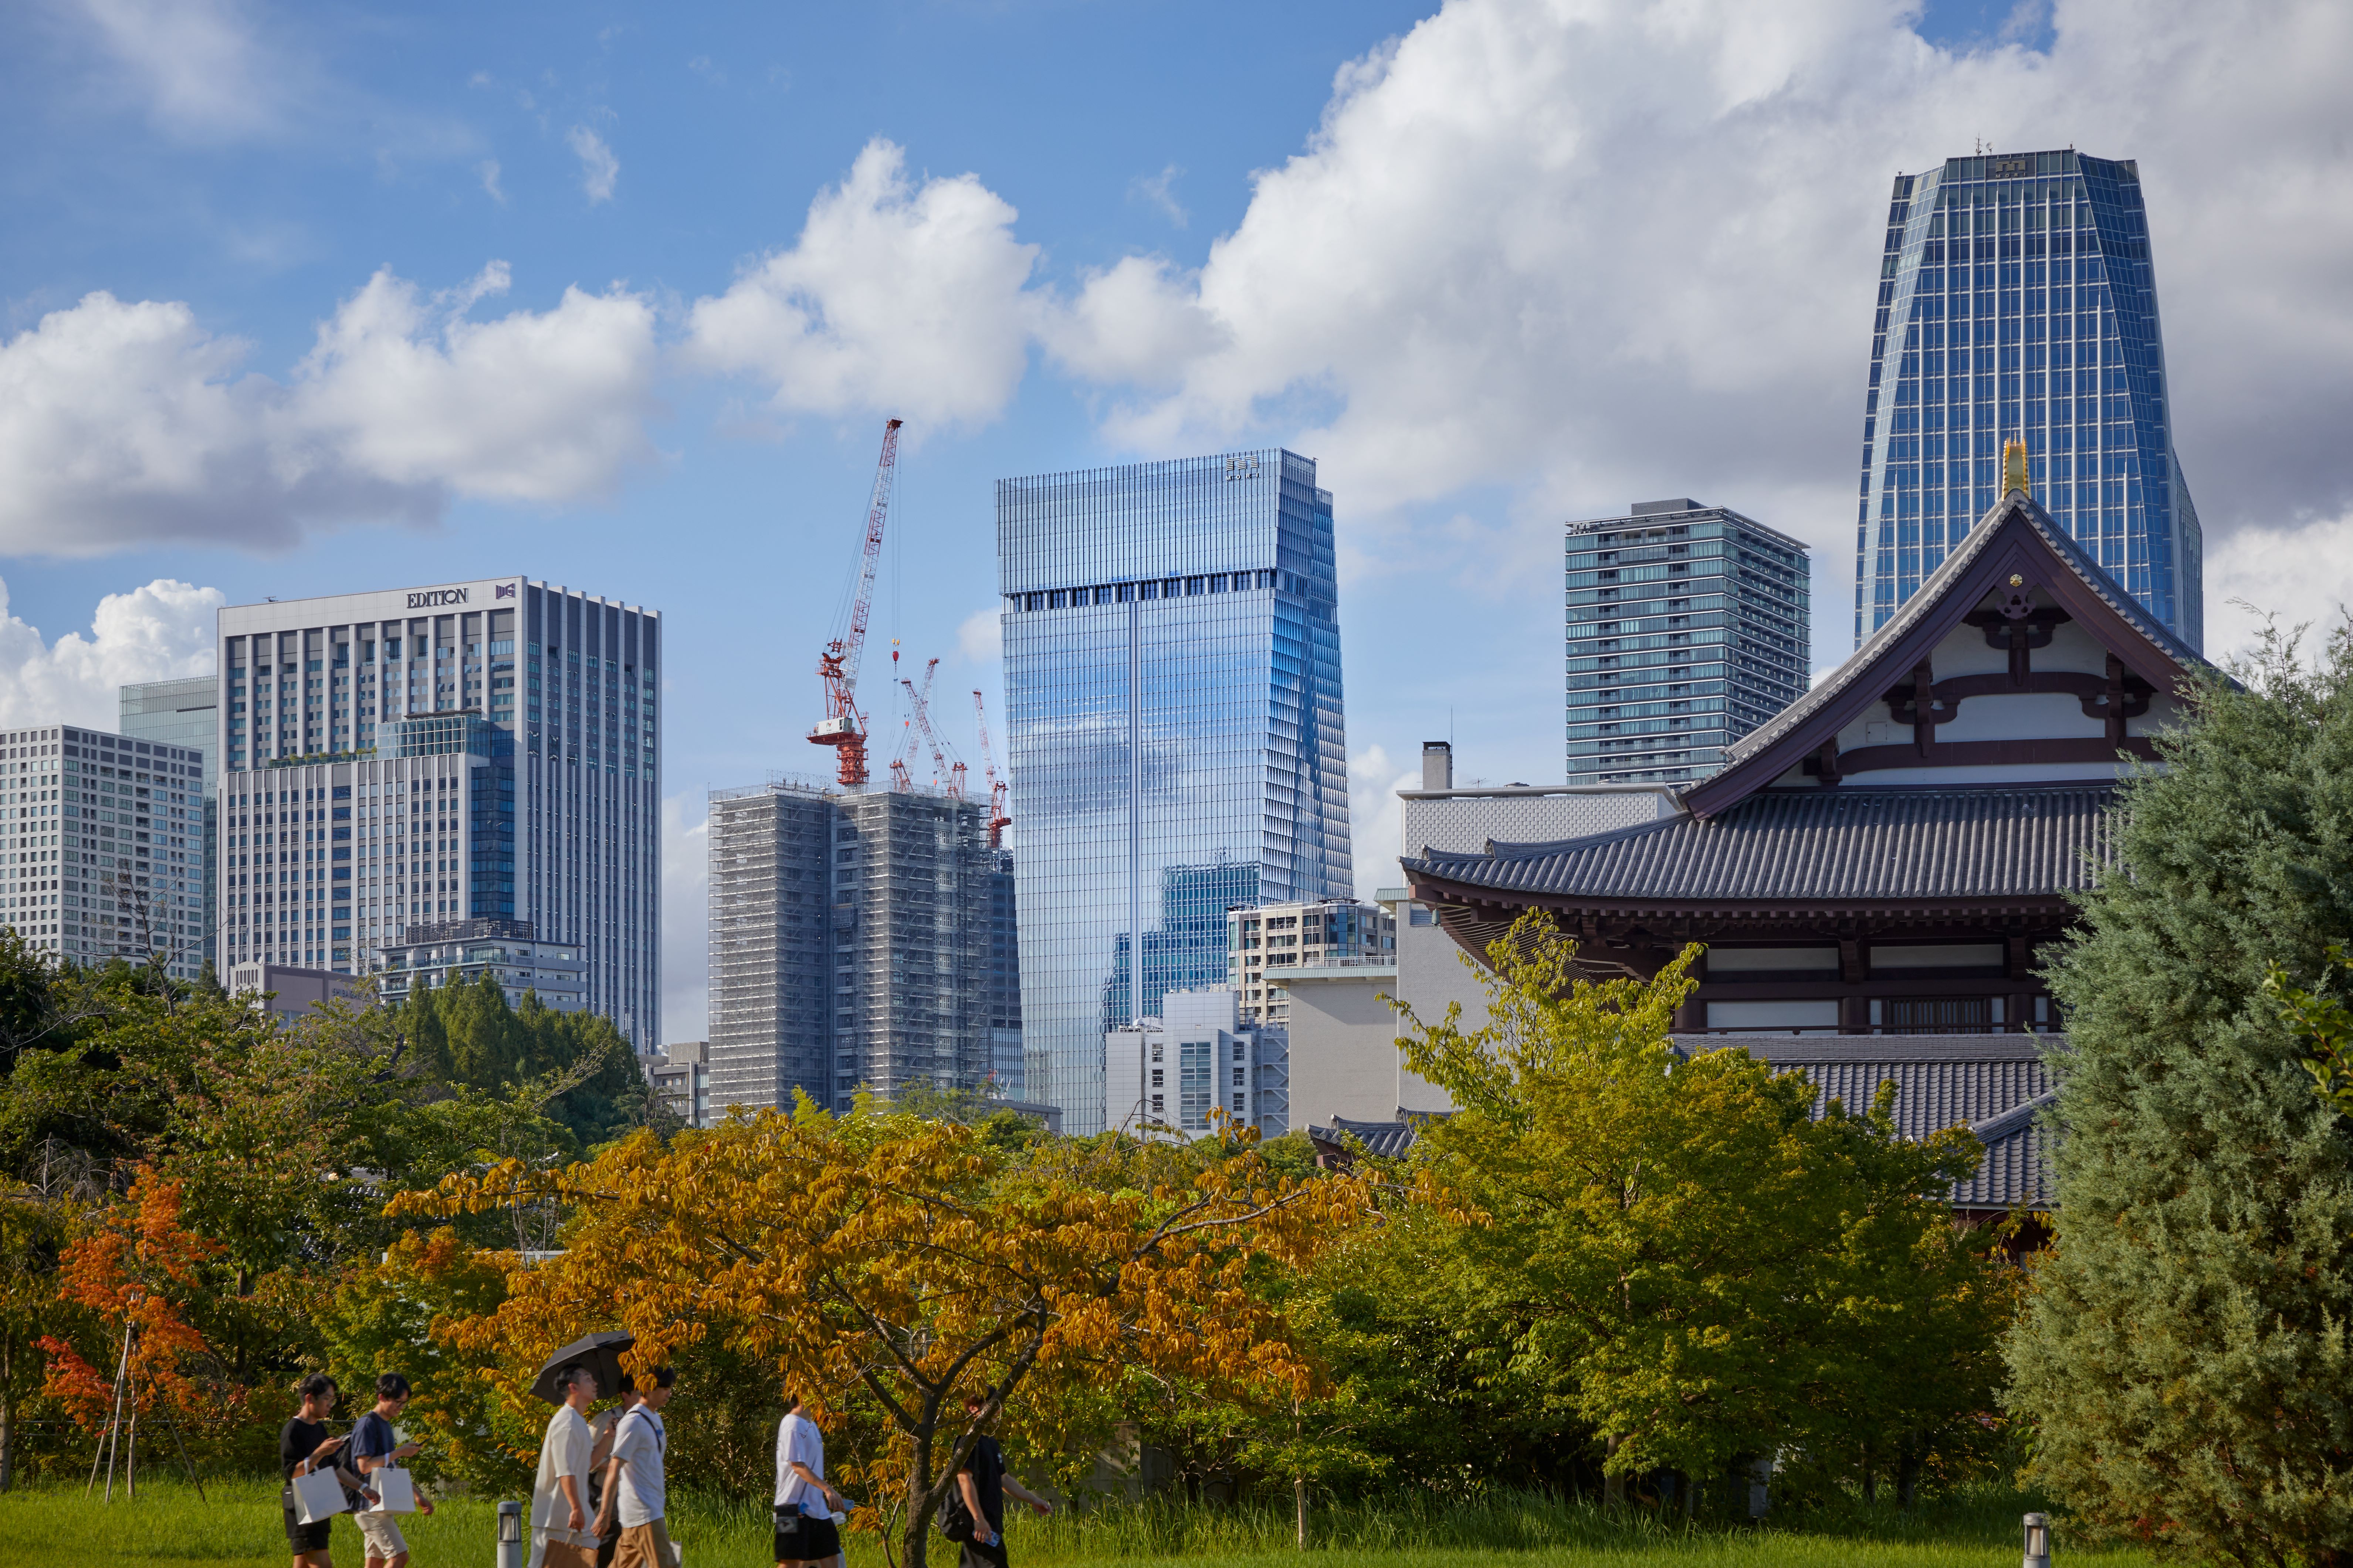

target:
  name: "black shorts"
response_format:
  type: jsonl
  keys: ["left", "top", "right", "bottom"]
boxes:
{"left": 775, "top": 1510, "right": 841, "bottom": 1562}
{"left": 282, "top": 1500, "right": 332, "bottom": 1554}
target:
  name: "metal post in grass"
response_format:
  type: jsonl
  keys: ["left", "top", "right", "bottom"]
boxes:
{"left": 498, "top": 1500, "right": 524, "bottom": 1568}
{"left": 2023, "top": 1513, "right": 2051, "bottom": 1568}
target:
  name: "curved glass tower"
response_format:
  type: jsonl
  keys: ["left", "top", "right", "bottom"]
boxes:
{"left": 1855, "top": 149, "right": 2201, "bottom": 649}
{"left": 997, "top": 449, "right": 1351, "bottom": 1133}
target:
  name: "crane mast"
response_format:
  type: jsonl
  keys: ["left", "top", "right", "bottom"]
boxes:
{"left": 808, "top": 417, "right": 903, "bottom": 786}
{"left": 972, "top": 689, "right": 1010, "bottom": 847}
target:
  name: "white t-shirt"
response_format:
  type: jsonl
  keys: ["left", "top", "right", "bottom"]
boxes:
{"left": 609, "top": 1407, "right": 667, "bottom": 1526}
{"left": 529, "top": 1405, "right": 593, "bottom": 1564}
{"left": 775, "top": 1412, "right": 826, "bottom": 1513}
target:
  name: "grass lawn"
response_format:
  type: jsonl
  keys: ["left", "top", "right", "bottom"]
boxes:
{"left": 0, "top": 1480, "right": 2151, "bottom": 1568}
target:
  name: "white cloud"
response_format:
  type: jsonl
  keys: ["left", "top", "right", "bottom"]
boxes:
{"left": 0, "top": 575, "right": 222, "bottom": 730}
{"left": 683, "top": 138, "right": 1040, "bottom": 427}
{"left": 660, "top": 793, "right": 708, "bottom": 1045}
{"left": 956, "top": 607, "right": 1000, "bottom": 668}
{"left": 567, "top": 125, "right": 619, "bottom": 204}
{"left": 1036, "top": 0, "right": 2353, "bottom": 646}
{"left": 0, "top": 265, "right": 659, "bottom": 555}
{"left": 2205, "top": 511, "right": 2353, "bottom": 666}
{"left": 1130, "top": 164, "right": 1188, "bottom": 228}
{"left": 1347, "top": 741, "right": 1422, "bottom": 900}
{"left": 479, "top": 159, "right": 507, "bottom": 206}
{"left": 77, "top": 0, "right": 290, "bottom": 141}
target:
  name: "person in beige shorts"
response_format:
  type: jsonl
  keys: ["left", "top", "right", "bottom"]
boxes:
{"left": 348, "top": 1374, "right": 436, "bottom": 1568}
{"left": 593, "top": 1368, "right": 677, "bottom": 1568}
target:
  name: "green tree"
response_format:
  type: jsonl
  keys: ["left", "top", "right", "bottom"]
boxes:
{"left": 1397, "top": 912, "right": 1994, "bottom": 1502}
{"left": 2007, "top": 621, "right": 2353, "bottom": 1564}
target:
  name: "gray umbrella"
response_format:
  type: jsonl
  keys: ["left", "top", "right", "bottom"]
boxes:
{"left": 529, "top": 1331, "right": 634, "bottom": 1406}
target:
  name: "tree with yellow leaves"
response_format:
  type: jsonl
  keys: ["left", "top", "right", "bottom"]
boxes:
{"left": 394, "top": 1100, "right": 1369, "bottom": 1567}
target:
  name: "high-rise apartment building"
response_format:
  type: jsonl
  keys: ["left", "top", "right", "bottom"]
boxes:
{"left": 706, "top": 780, "right": 1019, "bottom": 1115}
{"left": 122, "top": 676, "right": 221, "bottom": 972}
{"left": 216, "top": 580, "right": 660, "bottom": 1046}
{"left": 1565, "top": 500, "right": 1809, "bottom": 785}
{"left": 0, "top": 724, "right": 206, "bottom": 975}
{"left": 1856, "top": 149, "right": 2201, "bottom": 648}
{"left": 1227, "top": 899, "right": 1394, "bottom": 1025}
{"left": 997, "top": 448, "right": 1352, "bottom": 1133}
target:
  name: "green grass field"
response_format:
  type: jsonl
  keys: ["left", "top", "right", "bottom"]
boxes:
{"left": 0, "top": 1480, "right": 2150, "bottom": 1568}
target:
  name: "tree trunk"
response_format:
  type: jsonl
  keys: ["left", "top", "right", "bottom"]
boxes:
{"left": 1861, "top": 1441, "right": 1875, "bottom": 1504}
{"left": 1295, "top": 1476, "right": 1307, "bottom": 1548}
{"left": 1602, "top": 1435, "right": 1625, "bottom": 1509}
{"left": 1896, "top": 1438, "right": 1922, "bottom": 1509}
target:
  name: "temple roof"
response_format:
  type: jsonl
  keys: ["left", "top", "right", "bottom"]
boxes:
{"left": 1404, "top": 782, "right": 2115, "bottom": 910}
{"left": 1682, "top": 489, "right": 2208, "bottom": 818}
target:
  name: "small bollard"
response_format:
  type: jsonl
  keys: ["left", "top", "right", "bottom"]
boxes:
{"left": 2023, "top": 1512, "right": 2051, "bottom": 1568}
{"left": 497, "top": 1500, "right": 524, "bottom": 1568}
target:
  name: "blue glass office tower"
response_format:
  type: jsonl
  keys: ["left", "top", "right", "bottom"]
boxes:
{"left": 998, "top": 449, "right": 1351, "bottom": 1133}
{"left": 1856, "top": 149, "right": 2201, "bottom": 649}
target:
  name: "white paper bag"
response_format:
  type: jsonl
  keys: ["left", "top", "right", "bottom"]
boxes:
{"left": 368, "top": 1467, "right": 417, "bottom": 1514}
{"left": 292, "top": 1466, "right": 349, "bottom": 1524}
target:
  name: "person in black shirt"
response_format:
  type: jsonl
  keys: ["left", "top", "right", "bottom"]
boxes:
{"left": 281, "top": 1374, "right": 370, "bottom": 1568}
{"left": 949, "top": 1391, "right": 1051, "bottom": 1568}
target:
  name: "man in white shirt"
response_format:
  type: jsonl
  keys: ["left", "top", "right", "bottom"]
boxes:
{"left": 529, "top": 1365, "right": 598, "bottom": 1568}
{"left": 773, "top": 1392, "right": 845, "bottom": 1568}
{"left": 592, "top": 1368, "right": 677, "bottom": 1568}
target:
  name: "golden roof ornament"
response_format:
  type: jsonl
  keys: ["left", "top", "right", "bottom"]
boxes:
{"left": 2003, "top": 437, "right": 2032, "bottom": 496}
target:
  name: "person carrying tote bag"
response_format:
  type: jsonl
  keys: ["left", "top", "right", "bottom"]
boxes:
{"left": 281, "top": 1374, "right": 372, "bottom": 1568}
{"left": 532, "top": 1365, "right": 602, "bottom": 1568}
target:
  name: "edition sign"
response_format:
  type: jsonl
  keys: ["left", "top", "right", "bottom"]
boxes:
{"left": 409, "top": 588, "right": 470, "bottom": 608}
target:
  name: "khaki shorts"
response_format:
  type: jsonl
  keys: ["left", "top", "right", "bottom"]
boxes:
{"left": 355, "top": 1510, "right": 410, "bottom": 1560}
{"left": 613, "top": 1519, "right": 678, "bottom": 1568}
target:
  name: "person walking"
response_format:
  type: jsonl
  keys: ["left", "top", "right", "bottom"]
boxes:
{"left": 773, "top": 1392, "right": 846, "bottom": 1568}
{"left": 530, "top": 1365, "right": 599, "bottom": 1568}
{"left": 586, "top": 1376, "right": 640, "bottom": 1568}
{"left": 591, "top": 1368, "right": 676, "bottom": 1568}
{"left": 949, "top": 1391, "right": 1051, "bottom": 1568}
{"left": 281, "top": 1374, "right": 369, "bottom": 1568}
{"left": 348, "top": 1374, "right": 435, "bottom": 1568}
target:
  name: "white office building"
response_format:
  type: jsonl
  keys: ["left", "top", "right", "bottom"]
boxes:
{"left": 215, "top": 579, "right": 661, "bottom": 1046}
{"left": 122, "top": 677, "right": 222, "bottom": 974}
{"left": 1106, "top": 988, "right": 1287, "bottom": 1142}
{"left": 0, "top": 724, "right": 207, "bottom": 976}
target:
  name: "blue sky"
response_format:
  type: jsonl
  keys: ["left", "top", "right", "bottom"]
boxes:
{"left": 3, "top": 0, "right": 2347, "bottom": 1036}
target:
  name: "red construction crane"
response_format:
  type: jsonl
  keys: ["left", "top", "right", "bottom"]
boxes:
{"left": 808, "top": 417, "right": 903, "bottom": 786}
{"left": 972, "top": 689, "right": 1010, "bottom": 847}
{"left": 900, "top": 668, "right": 966, "bottom": 801}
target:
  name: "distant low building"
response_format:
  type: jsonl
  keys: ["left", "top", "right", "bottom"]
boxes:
{"left": 1106, "top": 989, "right": 1286, "bottom": 1143}
{"left": 649, "top": 1040, "right": 711, "bottom": 1127}
{"left": 376, "top": 918, "right": 585, "bottom": 1013}
{"left": 228, "top": 961, "right": 367, "bottom": 1026}
{"left": 1226, "top": 899, "right": 1392, "bottom": 1026}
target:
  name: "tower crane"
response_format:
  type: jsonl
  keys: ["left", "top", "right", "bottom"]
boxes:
{"left": 808, "top": 417, "right": 903, "bottom": 787}
{"left": 900, "top": 669, "right": 966, "bottom": 801}
{"left": 890, "top": 656, "right": 939, "bottom": 793}
{"left": 972, "top": 690, "right": 1010, "bottom": 847}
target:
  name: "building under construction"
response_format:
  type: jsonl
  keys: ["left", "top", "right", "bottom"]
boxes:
{"left": 707, "top": 777, "right": 1020, "bottom": 1115}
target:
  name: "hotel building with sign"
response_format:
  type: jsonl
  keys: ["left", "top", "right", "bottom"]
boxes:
{"left": 215, "top": 578, "right": 662, "bottom": 1048}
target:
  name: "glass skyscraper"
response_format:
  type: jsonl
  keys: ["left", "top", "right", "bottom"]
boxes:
{"left": 1856, "top": 149, "right": 2201, "bottom": 649}
{"left": 997, "top": 448, "right": 1351, "bottom": 1133}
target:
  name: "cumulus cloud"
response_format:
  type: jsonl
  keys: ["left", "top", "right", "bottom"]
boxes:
{"left": 1037, "top": 0, "right": 2353, "bottom": 631}
{"left": 683, "top": 139, "right": 1040, "bottom": 427}
{"left": 660, "top": 793, "right": 708, "bottom": 1045}
{"left": 0, "top": 575, "right": 222, "bottom": 730}
{"left": 0, "top": 264, "right": 659, "bottom": 555}
{"left": 2205, "top": 511, "right": 2353, "bottom": 665}
{"left": 957, "top": 606, "right": 1000, "bottom": 667}
{"left": 1347, "top": 741, "right": 1422, "bottom": 901}
{"left": 568, "top": 125, "right": 619, "bottom": 203}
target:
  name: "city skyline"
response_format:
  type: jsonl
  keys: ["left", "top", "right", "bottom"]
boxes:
{"left": 0, "top": 3, "right": 2344, "bottom": 1042}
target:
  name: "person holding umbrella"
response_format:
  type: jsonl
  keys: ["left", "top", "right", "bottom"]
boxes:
{"left": 529, "top": 1365, "right": 599, "bottom": 1568}
{"left": 527, "top": 1331, "right": 639, "bottom": 1568}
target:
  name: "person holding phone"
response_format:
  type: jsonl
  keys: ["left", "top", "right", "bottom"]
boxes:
{"left": 281, "top": 1374, "right": 370, "bottom": 1568}
{"left": 951, "top": 1390, "right": 1051, "bottom": 1568}
{"left": 349, "top": 1374, "right": 436, "bottom": 1568}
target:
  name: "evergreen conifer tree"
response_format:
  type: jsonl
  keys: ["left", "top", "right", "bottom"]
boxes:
{"left": 2007, "top": 624, "right": 2353, "bottom": 1563}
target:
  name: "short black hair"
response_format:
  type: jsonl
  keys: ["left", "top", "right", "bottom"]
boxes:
{"left": 558, "top": 1364, "right": 596, "bottom": 1394}
{"left": 782, "top": 1390, "right": 802, "bottom": 1412}
{"left": 645, "top": 1367, "right": 677, "bottom": 1390}
{"left": 376, "top": 1373, "right": 412, "bottom": 1402}
{"left": 298, "top": 1373, "right": 337, "bottom": 1401}
{"left": 616, "top": 1374, "right": 636, "bottom": 1396}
